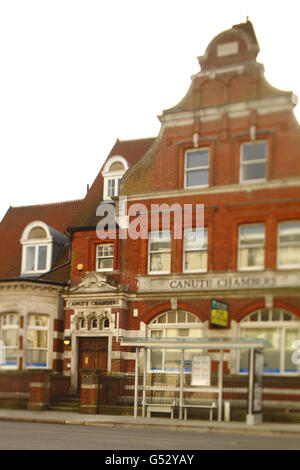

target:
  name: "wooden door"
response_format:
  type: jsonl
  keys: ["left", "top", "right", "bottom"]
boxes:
{"left": 78, "top": 337, "right": 108, "bottom": 391}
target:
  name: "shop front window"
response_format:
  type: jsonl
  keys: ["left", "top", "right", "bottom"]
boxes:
{"left": 239, "top": 308, "right": 300, "bottom": 374}
{"left": 148, "top": 310, "right": 203, "bottom": 372}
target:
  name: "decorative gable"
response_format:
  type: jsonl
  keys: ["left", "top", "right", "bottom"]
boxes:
{"left": 198, "top": 20, "right": 260, "bottom": 72}
{"left": 69, "top": 271, "right": 122, "bottom": 293}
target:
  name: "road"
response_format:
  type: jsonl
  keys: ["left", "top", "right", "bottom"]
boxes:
{"left": 0, "top": 421, "right": 299, "bottom": 450}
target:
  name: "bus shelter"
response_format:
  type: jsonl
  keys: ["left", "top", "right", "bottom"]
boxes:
{"left": 120, "top": 337, "right": 266, "bottom": 425}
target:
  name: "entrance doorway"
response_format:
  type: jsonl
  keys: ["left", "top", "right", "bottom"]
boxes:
{"left": 78, "top": 337, "right": 108, "bottom": 391}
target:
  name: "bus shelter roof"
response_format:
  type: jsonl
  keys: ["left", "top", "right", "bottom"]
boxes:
{"left": 120, "top": 336, "right": 267, "bottom": 350}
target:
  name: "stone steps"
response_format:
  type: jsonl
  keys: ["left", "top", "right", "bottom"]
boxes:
{"left": 49, "top": 396, "right": 80, "bottom": 412}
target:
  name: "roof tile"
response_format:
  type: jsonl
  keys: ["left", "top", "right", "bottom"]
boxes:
{"left": 0, "top": 200, "right": 82, "bottom": 281}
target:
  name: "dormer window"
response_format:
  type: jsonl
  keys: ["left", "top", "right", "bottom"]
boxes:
{"left": 107, "top": 177, "right": 122, "bottom": 199}
{"left": 20, "top": 221, "right": 66, "bottom": 276}
{"left": 101, "top": 156, "right": 129, "bottom": 201}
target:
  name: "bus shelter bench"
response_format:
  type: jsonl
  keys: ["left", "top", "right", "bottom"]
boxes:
{"left": 143, "top": 400, "right": 176, "bottom": 419}
{"left": 181, "top": 401, "right": 217, "bottom": 421}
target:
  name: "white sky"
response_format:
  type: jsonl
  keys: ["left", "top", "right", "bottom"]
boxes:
{"left": 1, "top": 0, "right": 300, "bottom": 222}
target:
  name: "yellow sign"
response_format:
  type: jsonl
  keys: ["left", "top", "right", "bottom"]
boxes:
{"left": 210, "top": 300, "right": 229, "bottom": 327}
{"left": 211, "top": 309, "right": 228, "bottom": 327}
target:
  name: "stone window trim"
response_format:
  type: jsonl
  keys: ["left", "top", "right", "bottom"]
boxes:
{"left": 74, "top": 311, "right": 113, "bottom": 332}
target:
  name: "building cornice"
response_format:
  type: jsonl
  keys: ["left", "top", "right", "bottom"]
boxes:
{"left": 159, "top": 95, "right": 295, "bottom": 127}
{"left": 0, "top": 279, "right": 64, "bottom": 294}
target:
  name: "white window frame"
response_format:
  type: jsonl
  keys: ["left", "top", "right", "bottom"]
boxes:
{"left": 239, "top": 308, "right": 300, "bottom": 376}
{"left": 96, "top": 243, "right": 114, "bottom": 272}
{"left": 240, "top": 140, "right": 267, "bottom": 184}
{"left": 277, "top": 221, "right": 300, "bottom": 270}
{"left": 25, "top": 314, "right": 49, "bottom": 369}
{"left": 0, "top": 313, "right": 19, "bottom": 369}
{"left": 106, "top": 177, "right": 122, "bottom": 199}
{"left": 183, "top": 227, "right": 208, "bottom": 273}
{"left": 147, "top": 310, "right": 204, "bottom": 373}
{"left": 101, "top": 155, "right": 129, "bottom": 201}
{"left": 22, "top": 243, "right": 51, "bottom": 274}
{"left": 238, "top": 223, "right": 265, "bottom": 271}
{"left": 20, "top": 221, "right": 53, "bottom": 275}
{"left": 184, "top": 148, "right": 210, "bottom": 189}
{"left": 148, "top": 230, "right": 172, "bottom": 275}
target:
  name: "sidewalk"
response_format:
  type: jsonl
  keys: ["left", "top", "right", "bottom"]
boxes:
{"left": 1, "top": 408, "right": 300, "bottom": 436}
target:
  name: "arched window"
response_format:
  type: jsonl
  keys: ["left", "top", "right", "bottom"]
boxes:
{"left": 109, "top": 161, "right": 125, "bottom": 172}
{"left": 77, "top": 318, "right": 86, "bottom": 330}
{"left": 99, "top": 317, "right": 110, "bottom": 329}
{"left": 28, "top": 227, "right": 47, "bottom": 239}
{"left": 101, "top": 156, "right": 129, "bottom": 200}
{"left": 20, "top": 221, "right": 66, "bottom": 276}
{"left": 147, "top": 310, "right": 203, "bottom": 372}
{"left": 21, "top": 222, "right": 52, "bottom": 274}
{"left": 239, "top": 308, "right": 300, "bottom": 374}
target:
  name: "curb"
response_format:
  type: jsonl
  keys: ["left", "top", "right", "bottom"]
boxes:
{"left": 1, "top": 414, "right": 300, "bottom": 436}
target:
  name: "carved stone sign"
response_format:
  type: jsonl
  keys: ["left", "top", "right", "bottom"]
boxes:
{"left": 66, "top": 299, "right": 121, "bottom": 308}
{"left": 137, "top": 271, "right": 300, "bottom": 293}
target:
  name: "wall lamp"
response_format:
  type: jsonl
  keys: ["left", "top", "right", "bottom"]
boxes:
{"left": 64, "top": 337, "right": 71, "bottom": 346}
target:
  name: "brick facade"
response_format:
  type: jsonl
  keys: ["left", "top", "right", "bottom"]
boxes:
{"left": 1, "top": 20, "right": 300, "bottom": 415}
{"left": 63, "top": 21, "right": 300, "bottom": 411}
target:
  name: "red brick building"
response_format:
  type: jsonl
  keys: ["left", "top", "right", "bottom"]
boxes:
{"left": 1, "top": 20, "right": 300, "bottom": 416}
